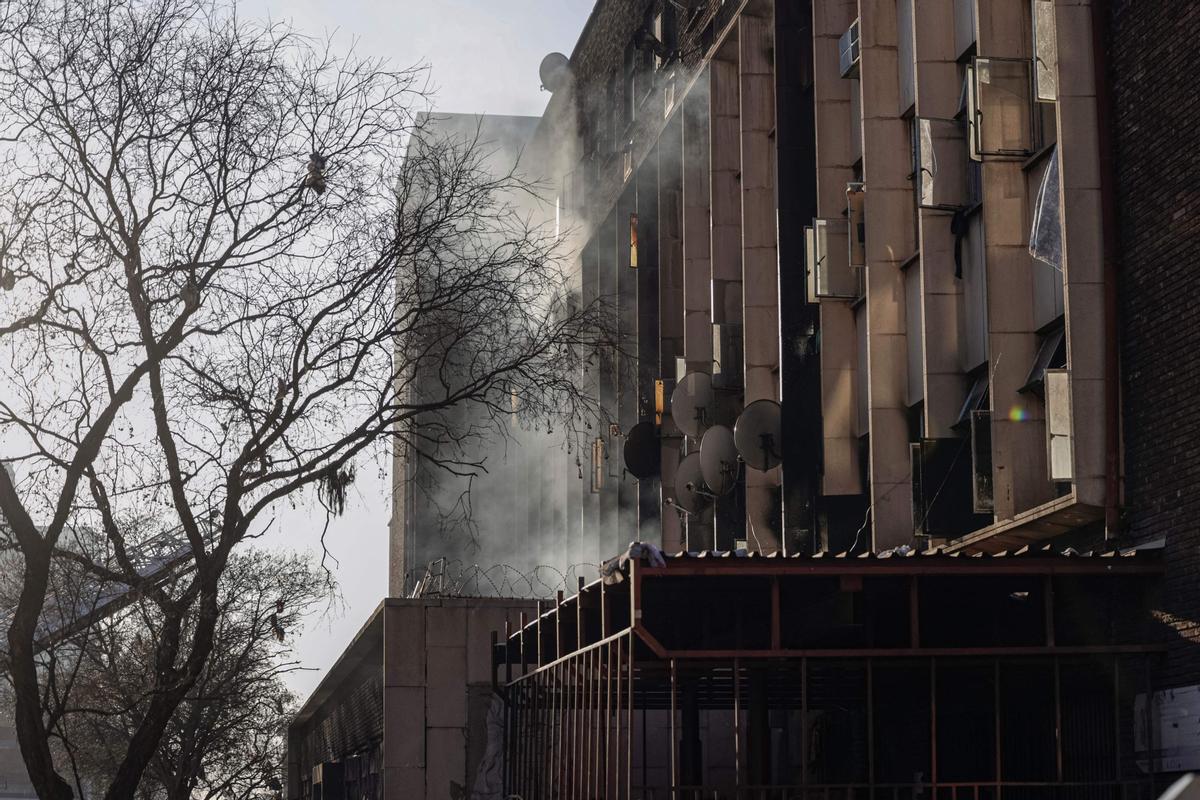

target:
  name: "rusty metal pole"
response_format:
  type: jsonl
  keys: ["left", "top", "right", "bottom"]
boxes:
{"left": 505, "top": 619, "right": 514, "bottom": 685}
{"left": 867, "top": 658, "right": 875, "bottom": 796}
{"left": 734, "top": 656, "right": 742, "bottom": 790}
{"left": 1112, "top": 655, "right": 1121, "bottom": 785}
{"left": 568, "top": 657, "right": 578, "bottom": 800}
{"left": 583, "top": 648, "right": 592, "bottom": 799}
{"left": 995, "top": 659, "right": 1003, "bottom": 800}
{"left": 520, "top": 612, "right": 529, "bottom": 673}
{"left": 931, "top": 658, "right": 938, "bottom": 794}
{"left": 800, "top": 657, "right": 808, "bottom": 792}
{"left": 576, "top": 652, "right": 585, "bottom": 800}
{"left": 671, "top": 657, "right": 679, "bottom": 798}
{"left": 606, "top": 639, "right": 614, "bottom": 799}
{"left": 557, "top": 590, "right": 565, "bottom": 659}
{"left": 537, "top": 600, "right": 544, "bottom": 668}
{"left": 1054, "top": 657, "right": 1064, "bottom": 782}
{"left": 628, "top": 630, "right": 635, "bottom": 800}
{"left": 504, "top": 675, "right": 514, "bottom": 796}
{"left": 594, "top": 645, "right": 604, "bottom": 799}
{"left": 517, "top": 682, "right": 527, "bottom": 797}
{"left": 617, "top": 635, "right": 625, "bottom": 800}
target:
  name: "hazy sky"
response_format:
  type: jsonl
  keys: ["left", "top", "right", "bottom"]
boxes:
{"left": 233, "top": 0, "right": 595, "bottom": 703}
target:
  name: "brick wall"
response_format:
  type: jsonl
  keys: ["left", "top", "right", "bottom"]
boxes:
{"left": 1109, "top": 0, "right": 1200, "bottom": 688}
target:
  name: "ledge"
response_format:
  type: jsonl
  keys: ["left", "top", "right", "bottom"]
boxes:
{"left": 944, "top": 493, "right": 1105, "bottom": 554}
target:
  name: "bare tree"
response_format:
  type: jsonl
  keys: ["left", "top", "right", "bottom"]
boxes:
{"left": 0, "top": 0, "right": 603, "bottom": 797}
{"left": 50, "top": 549, "right": 325, "bottom": 800}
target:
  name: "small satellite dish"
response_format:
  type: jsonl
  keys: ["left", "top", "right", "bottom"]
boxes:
{"left": 670, "top": 372, "right": 715, "bottom": 438}
{"left": 539, "top": 53, "right": 572, "bottom": 93}
{"left": 700, "top": 425, "right": 739, "bottom": 495}
{"left": 674, "top": 452, "right": 710, "bottom": 514}
{"left": 734, "top": 399, "right": 783, "bottom": 472}
{"left": 623, "top": 420, "right": 660, "bottom": 479}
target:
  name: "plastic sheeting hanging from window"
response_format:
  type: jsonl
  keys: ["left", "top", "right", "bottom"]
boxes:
{"left": 1029, "top": 146, "right": 1063, "bottom": 272}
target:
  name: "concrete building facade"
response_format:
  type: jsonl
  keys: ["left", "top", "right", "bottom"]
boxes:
{"left": 543, "top": 0, "right": 1116, "bottom": 559}
{"left": 294, "top": 0, "right": 1200, "bottom": 796}
{"left": 287, "top": 597, "right": 533, "bottom": 800}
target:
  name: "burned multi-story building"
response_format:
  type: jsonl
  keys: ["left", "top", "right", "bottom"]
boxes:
{"left": 497, "top": 0, "right": 1198, "bottom": 796}
{"left": 290, "top": 0, "right": 1200, "bottom": 797}
{"left": 536, "top": 0, "right": 1116, "bottom": 565}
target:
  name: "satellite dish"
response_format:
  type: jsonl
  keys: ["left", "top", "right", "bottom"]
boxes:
{"left": 673, "top": 452, "right": 710, "bottom": 514}
{"left": 670, "top": 372, "right": 714, "bottom": 438}
{"left": 623, "top": 420, "right": 660, "bottom": 479}
{"left": 734, "top": 399, "right": 783, "bottom": 472}
{"left": 539, "top": 53, "right": 572, "bottom": 93}
{"left": 700, "top": 425, "right": 739, "bottom": 496}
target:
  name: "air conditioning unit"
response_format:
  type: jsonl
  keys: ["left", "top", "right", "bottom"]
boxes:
{"left": 711, "top": 322, "right": 743, "bottom": 389}
{"left": 838, "top": 19, "right": 861, "bottom": 78}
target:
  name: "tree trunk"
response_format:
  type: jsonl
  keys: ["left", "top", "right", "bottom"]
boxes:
{"left": 8, "top": 545, "right": 74, "bottom": 800}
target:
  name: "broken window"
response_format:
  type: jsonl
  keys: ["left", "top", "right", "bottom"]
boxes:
{"left": 847, "top": 182, "right": 866, "bottom": 270}
{"left": 954, "top": 372, "right": 989, "bottom": 433}
{"left": 972, "top": 57, "right": 1036, "bottom": 157}
{"left": 811, "top": 217, "right": 861, "bottom": 299}
{"left": 915, "top": 117, "right": 969, "bottom": 209}
{"left": 1020, "top": 322, "right": 1066, "bottom": 397}
{"left": 971, "top": 409, "right": 994, "bottom": 514}
{"left": 1029, "top": 144, "right": 1063, "bottom": 271}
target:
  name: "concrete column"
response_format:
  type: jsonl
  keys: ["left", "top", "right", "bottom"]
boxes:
{"left": 859, "top": 0, "right": 916, "bottom": 550}
{"left": 659, "top": 112, "right": 686, "bottom": 552}
{"left": 813, "top": 0, "right": 863, "bottom": 499}
{"left": 977, "top": 0, "right": 1052, "bottom": 519}
{"left": 383, "top": 604, "right": 428, "bottom": 799}
{"left": 597, "top": 211, "right": 619, "bottom": 564}
{"left": 682, "top": 71, "right": 714, "bottom": 376}
{"left": 388, "top": 437, "right": 410, "bottom": 597}
{"left": 913, "top": 0, "right": 968, "bottom": 437}
{"left": 1053, "top": 0, "right": 1107, "bottom": 507}
{"left": 739, "top": 12, "right": 782, "bottom": 551}
{"left": 617, "top": 183, "right": 639, "bottom": 554}
{"left": 711, "top": 43, "right": 746, "bottom": 551}
{"left": 581, "top": 235, "right": 601, "bottom": 567}
{"left": 681, "top": 74, "right": 715, "bottom": 548}
{"left": 711, "top": 47, "right": 744, "bottom": 335}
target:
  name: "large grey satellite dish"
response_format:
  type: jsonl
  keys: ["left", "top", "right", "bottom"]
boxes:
{"left": 699, "top": 425, "right": 739, "bottom": 496}
{"left": 623, "top": 420, "right": 660, "bottom": 479}
{"left": 539, "top": 53, "right": 572, "bottom": 93}
{"left": 734, "top": 399, "right": 783, "bottom": 472}
{"left": 670, "top": 372, "right": 714, "bottom": 438}
{"left": 673, "top": 452, "right": 710, "bottom": 514}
